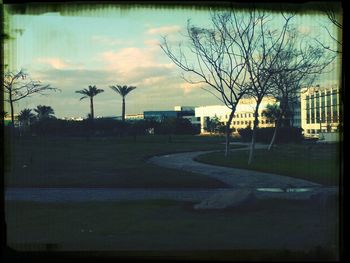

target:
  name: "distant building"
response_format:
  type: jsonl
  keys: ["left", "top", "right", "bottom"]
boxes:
{"left": 174, "top": 106, "right": 200, "bottom": 126}
{"left": 195, "top": 97, "right": 277, "bottom": 134}
{"left": 125, "top": 113, "right": 144, "bottom": 120}
{"left": 143, "top": 110, "right": 179, "bottom": 121}
{"left": 62, "top": 116, "right": 84, "bottom": 121}
{"left": 300, "top": 84, "right": 340, "bottom": 138}
{"left": 143, "top": 106, "right": 199, "bottom": 125}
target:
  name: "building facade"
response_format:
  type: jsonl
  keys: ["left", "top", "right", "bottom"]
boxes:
{"left": 195, "top": 97, "right": 277, "bottom": 134}
{"left": 143, "top": 106, "right": 200, "bottom": 126}
{"left": 300, "top": 85, "right": 340, "bottom": 137}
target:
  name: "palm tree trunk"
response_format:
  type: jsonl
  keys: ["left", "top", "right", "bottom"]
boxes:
{"left": 90, "top": 97, "right": 94, "bottom": 119}
{"left": 122, "top": 97, "right": 125, "bottom": 122}
{"left": 225, "top": 110, "right": 235, "bottom": 157}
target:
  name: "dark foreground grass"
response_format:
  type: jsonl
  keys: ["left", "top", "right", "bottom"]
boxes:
{"left": 5, "top": 199, "right": 339, "bottom": 260}
{"left": 195, "top": 143, "right": 341, "bottom": 185}
{"left": 4, "top": 135, "right": 242, "bottom": 188}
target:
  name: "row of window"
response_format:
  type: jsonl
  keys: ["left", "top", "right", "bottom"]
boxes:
{"left": 306, "top": 106, "right": 338, "bottom": 124}
{"left": 306, "top": 129, "right": 326, "bottom": 134}
{"left": 306, "top": 129, "right": 337, "bottom": 134}
{"left": 231, "top": 119, "right": 273, "bottom": 125}
{"left": 224, "top": 113, "right": 261, "bottom": 119}
{"left": 305, "top": 90, "right": 339, "bottom": 124}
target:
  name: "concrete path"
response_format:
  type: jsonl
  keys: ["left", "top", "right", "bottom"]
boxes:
{"left": 5, "top": 143, "right": 338, "bottom": 203}
{"left": 148, "top": 144, "right": 322, "bottom": 188}
{"left": 5, "top": 186, "right": 337, "bottom": 203}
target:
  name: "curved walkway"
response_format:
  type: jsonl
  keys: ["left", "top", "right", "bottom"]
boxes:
{"left": 5, "top": 143, "right": 337, "bottom": 203}
{"left": 148, "top": 144, "right": 322, "bottom": 189}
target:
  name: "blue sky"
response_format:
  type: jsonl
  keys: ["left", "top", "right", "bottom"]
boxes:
{"left": 4, "top": 6, "right": 341, "bottom": 118}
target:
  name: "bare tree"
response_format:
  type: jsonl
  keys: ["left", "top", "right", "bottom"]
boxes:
{"left": 229, "top": 11, "right": 294, "bottom": 164}
{"left": 267, "top": 29, "right": 335, "bottom": 150}
{"left": 160, "top": 12, "right": 251, "bottom": 157}
{"left": 4, "top": 69, "right": 58, "bottom": 128}
{"left": 315, "top": 8, "right": 342, "bottom": 54}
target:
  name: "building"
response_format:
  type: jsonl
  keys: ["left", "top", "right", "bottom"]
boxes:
{"left": 195, "top": 97, "right": 277, "bottom": 134}
{"left": 143, "top": 110, "right": 179, "bottom": 121}
{"left": 143, "top": 106, "right": 199, "bottom": 125}
{"left": 62, "top": 116, "right": 84, "bottom": 121}
{"left": 300, "top": 84, "right": 340, "bottom": 138}
{"left": 174, "top": 106, "right": 200, "bottom": 126}
{"left": 125, "top": 113, "right": 144, "bottom": 120}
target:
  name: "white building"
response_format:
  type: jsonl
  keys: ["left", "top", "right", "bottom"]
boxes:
{"left": 300, "top": 84, "right": 340, "bottom": 138}
{"left": 195, "top": 97, "right": 277, "bottom": 134}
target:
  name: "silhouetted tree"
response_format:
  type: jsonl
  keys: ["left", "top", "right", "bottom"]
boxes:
{"left": 110, "top": 85, "right": 137, "bottom": 122}
{"left": 75, "top": 85, "right": 104, "bottom": 120}
{"left": 18, "top": 108, "right": 36, "bottom": 127}
{"left": 34, "top": 105, "right": 55, "bottom": 120}
{"left": 161, "top": 12, "right": 251, "bottom": 156}
{"left": 4, "top": 69, "right": 58, "bottom": 128}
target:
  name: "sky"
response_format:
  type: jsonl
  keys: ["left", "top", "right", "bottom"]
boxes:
{"left": 4, "top": 5, "right": 341, "bottom": 118}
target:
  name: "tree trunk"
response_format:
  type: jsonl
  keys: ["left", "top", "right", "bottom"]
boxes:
{"left": 9, "top": 92, "right": 15, "bottom": 128}
{"left": 225, "top": 110, "right": 235, "bottom": 157}
{"left": 268, "top": 115, "right": 281, "bottom": 151}
{"left": 248, "top": 101, "right": 261, "bottom": 165}
{"left": 268, "top": 98, "right": 288, "bottom": 151}
{"left": 90, "top": 97, "right": 94, "bottom": 119}
{"left": 122, "top": 97, "right": 125, "bottom": 122}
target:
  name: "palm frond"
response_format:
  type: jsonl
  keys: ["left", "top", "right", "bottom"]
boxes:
{"left": 110, "top": 85, "right": 137, "bottom": 97}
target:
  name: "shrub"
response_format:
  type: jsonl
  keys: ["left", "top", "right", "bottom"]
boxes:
{"left": 238, "top": 126, "right": 303, "bottom": 143}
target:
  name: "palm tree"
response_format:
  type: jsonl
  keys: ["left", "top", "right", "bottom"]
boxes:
{"left": 18, "top": 108, "right": 36, "bottom": 128}
{"left": 110, "top": 85, "right": 136, "bottom": 122}
{"left": 34, "top": 105, "right": 55, "bottom": 120}
{"left": 262, "top": 103, "right": 281, "bottom": 125}
{"left": 76, "top": 85, "right": 104, "bottom": 119}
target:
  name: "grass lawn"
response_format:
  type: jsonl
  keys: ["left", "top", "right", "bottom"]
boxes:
{"left": 5, "top": 199, "right": 339, "bottom": 260}
{"left": 4, "top": 135, "right": 243, "bottom": 188}
{"left": 195, "top": 143, "right": 341, "bottom": 186}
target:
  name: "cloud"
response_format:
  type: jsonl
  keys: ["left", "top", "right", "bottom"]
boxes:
{"left": 298, "top": 25, "right": 311, "bottom": 35}
{"left": 98, "top": 47, "right": 175, "bottom": 80}
{"left": 180, "top": 82, "right": 204, "bottom": 95}
{"left": 36, "top": 57, "right": 83, "bottom": 70}
{"left": 144, "top": 39, "right": 160, "bottom": 47}
{"left": 146, "top": 25, "right": 181, "bottom": 36}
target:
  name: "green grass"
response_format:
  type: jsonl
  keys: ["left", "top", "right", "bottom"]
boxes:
{"left": 4, "top": 135, "right": 242, "bottom": 188}
{"left": 5, "top": 199, "right": 339, "bottom": 260}
{"left": 195, "top": 143, "right": 341, "bottom": 186}
{"left": 5, "top": 199, "right": 339, "bottom": 258}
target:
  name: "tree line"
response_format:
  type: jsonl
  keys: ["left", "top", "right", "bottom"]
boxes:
{"left": 3, "top": 69, "right": 137, "bottom": 128}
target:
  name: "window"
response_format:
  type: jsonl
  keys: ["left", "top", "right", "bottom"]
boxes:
{"left": 306, "top": 95, "right": 310, "bottom": 124}
{"left": 332, "top": 90, "right": 338, "bottom": 122}
{"left": 261, "top": 120, "right": 265, "bottom": 124}
{"left": 327, "top": 91, "right": 332, "bottom": 122}
{"left": 315, "top": 92, "right": 320, "bottom": 122}
{"left": 311, "top": 95, "right": 315, "bottom": 123}
{"left": 321, "top": 92, "right": 325, "bottom": 122}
